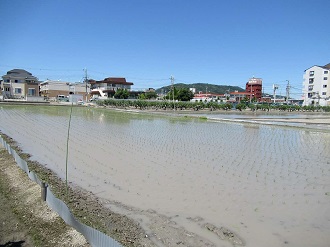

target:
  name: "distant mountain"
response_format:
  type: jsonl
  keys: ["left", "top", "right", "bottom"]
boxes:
{"left": 156, "top": 83, "right": 245, "bottom": 95}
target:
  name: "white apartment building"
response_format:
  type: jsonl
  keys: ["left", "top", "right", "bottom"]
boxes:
{"left": 303, "top": 63, "right": 330, "bottom": 106}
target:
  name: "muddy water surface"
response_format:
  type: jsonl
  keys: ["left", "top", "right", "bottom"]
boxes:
{"left": 1, "top": 105, "right": 329, "bottom": 247}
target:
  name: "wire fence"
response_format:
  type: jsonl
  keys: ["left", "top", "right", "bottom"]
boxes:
{"left": 0, "top": 135, "right": 122, "bottom": 247}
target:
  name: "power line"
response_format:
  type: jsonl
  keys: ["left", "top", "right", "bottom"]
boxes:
{"left": 0, "top": 64, "right": 82, "bottom": 72}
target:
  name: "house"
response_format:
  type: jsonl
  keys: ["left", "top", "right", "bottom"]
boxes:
{"left": 260, "top": 96, "right": 272, "bottom": 103}
{"left": 1, "top": 69, "right": 39, "bottom": 99}
{"left": 246, "top": 77, "right": 262, "bottom": 101}
{"left": 302, "top": 63, "right": 330, "bottom": 106}
{"left": 89, "top": 77, "right": 133, "bottom": 100}
{"left": 191, "top": 92, "right": 226, "bottom": 102}
{"left": 229, "top": 91, "right": 251, "bottom": 103}
{"left": 39, "top": 80, "right": 88, "bottom": 101}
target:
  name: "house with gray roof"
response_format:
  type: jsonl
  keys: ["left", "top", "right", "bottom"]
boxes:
{"left": 1, "top": 69, "right": 39, "bottom": 99}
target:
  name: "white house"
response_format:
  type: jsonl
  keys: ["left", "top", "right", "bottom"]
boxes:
{"left": 89, "top": 77, "right": 133, "bottom": 100}
{"left": 303, "top": 63, "right": 330, "bottom": 106}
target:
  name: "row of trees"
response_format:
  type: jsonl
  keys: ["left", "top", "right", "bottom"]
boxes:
{"left": 110, "top": 89, "right": 330, "bottom": 112}
{"left": 96, "top": 99, "right": 330, "bottom": 112}
{"left": 236, "top": 103, "right": 330, "bottom": 112}
{"left": 113, "top": 88, "right": 194, "bottom": 101}
{"left": 98, "top": 99, "right": 231, "bottom": 111}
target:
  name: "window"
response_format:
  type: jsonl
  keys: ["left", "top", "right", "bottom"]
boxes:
{"left": 324, "top": 71, "right": 329, "bottom": 74}
{"left": 308, "top": 93, "right": 313, "bottom": 98}
{"left": 309, "top": 71, "right": 314, "bottom": 76}
{"left": 6, "top": 79, "right": 10, "bottom": 82}
{"left": 324, "top": 77, "right": 328, "bottom": 80}
{"left": 309, "top": 78, "right": 314, "bottom": 84}
{"left": 308, "top": 85, "right": 313, "bottom": 91}
{"left": 14, "top": 80, "right": 18, "bottom": 83}
{"left": 323, "top": 85, "right": 328, "bottom": 88}
{"left": 14, "top": 88, "right": 22, "bottom": 94}
{"left": 28, "top": 88, "right": 36, "bottom": 96}
{"left": 322, "top": 92, "right": 326, "bottom": 95}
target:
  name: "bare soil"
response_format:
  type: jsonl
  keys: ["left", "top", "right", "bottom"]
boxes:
{"left": 0, "top": 147, "right": 89, "bottom": 247}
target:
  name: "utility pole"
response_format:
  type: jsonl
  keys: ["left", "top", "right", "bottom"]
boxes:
{"left": 170, "top": 76, "right": 175, "bottom": 109}
{"left": 286, "top": 80, "right": 290, "bottom": 104}
{"left": 84, "top": 68, "right": 88, "bottom": 102}
{"left": 273, "top": 84, "right": 278, "bottom": 104}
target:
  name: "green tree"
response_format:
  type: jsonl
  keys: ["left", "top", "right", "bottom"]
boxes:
{"left": 165, "top": 87, "right": 178, "bottom": 100}
{"left": 114, "top": 89, "right": 129, "bottom": 99}
{"left": 236, "top": 103, "right": 246, "bottom": 111}
{"left": 138, "top": 93, "right": 146, "bottom": 100}
{"left": 241, "top": 96, "right": 249, "bottom": 104}
{"left": 145, "top": 91, "right": 158, "bottom": 99}
{"left": 177, "top": 88, "right": 194, "bottom": 101}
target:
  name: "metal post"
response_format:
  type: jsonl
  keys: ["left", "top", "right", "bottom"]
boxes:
{"left": 41, "top": 182, "right": 47, "bottom": 201}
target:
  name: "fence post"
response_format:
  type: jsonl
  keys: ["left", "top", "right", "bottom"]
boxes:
{"left": 41, "top": 182, "right": 47, "bottom": 201}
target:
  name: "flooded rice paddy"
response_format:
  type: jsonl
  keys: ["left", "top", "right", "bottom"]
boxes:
{"left": 0, "top": 105, "right": 329, "bottom": 247}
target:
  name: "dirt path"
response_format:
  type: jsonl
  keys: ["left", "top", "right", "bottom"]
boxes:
{"left": 0, "top": 188, "right": 32, "bottom": 246}
{"left": 0, "top": 147, "right": 89, "bottom": 247}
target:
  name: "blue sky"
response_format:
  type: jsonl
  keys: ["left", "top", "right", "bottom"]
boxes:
{"left": 1, "top": 0, "right": 329, "bottom": 97}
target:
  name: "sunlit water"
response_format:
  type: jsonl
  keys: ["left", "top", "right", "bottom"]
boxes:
{"left": 1, "top": 105, "right": 329, "bottom": 247}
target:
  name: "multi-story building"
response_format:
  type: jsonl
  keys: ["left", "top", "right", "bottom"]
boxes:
{"left": 39, "top": 80, "right": 88, "bottom": 100}
{"left": 1, "top": 69, "right": 39, "bottom": 99}
{"left": 303, "top": 63, "right": 330, "bottom": 106}
{"left": 245, "top": 77, "right": 262, "bottom": 102}
{"left": 89, "top": 77, "right": 133, "bottom": 99}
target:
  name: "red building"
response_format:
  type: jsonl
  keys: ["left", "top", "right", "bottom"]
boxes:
{"left": 245, "top": 77, "right": 262, "bottom": 101}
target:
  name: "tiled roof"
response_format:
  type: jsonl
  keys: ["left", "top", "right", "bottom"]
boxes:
{"left": 304, "top": 63, "right": 330, "bottom": 71}
{"left": 322, "top": 63, "right": 330, "bottom": 69}
{"left": 91, "top": 77, "right": 134, "bottom": 85}
{"left": 2, "top": 69, "right": 37, "bottom": 79}
{"left": 230, "top": 91, "right": 250, "bottom": 95}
